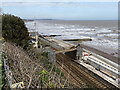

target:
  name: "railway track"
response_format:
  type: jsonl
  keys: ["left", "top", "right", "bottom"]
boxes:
{"left": 56, "top": 60, "right": 86, "bottom": 88}
{"left": 39, "top": 37, "right": 118, "bottom": 88}
{"left": 56, "top": 53, "right": 118, "bottom": 89}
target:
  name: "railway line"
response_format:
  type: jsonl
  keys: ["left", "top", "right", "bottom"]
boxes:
{"left": 38, "top": 36, "right": 119, "bottom": 88}
{"left": 56, "top": 53, "right": 118, "bottom": 89}
{"left": 56, "top": 59, "right": 86, "bottom": 88}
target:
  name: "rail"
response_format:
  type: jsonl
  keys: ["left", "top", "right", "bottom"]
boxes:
{"left": 56, "top": 53, "right": 117, "bottom": 88}
{"left": 38, "top": 36, "right": 119, "bottom": 88}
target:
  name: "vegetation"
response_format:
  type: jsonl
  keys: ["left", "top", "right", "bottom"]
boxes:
{"left": 1, "top": 14, "right": 71, "bottom": 88}
{"left": 0, "top": 59, "right": 3, "bottom": 90}
{"left": 0, "top": 45, "right": 6, "bottom": 90}
{"left": 1, "top": 52, "right": 8, "bottom": 89}
{"left": 2, "top": 14, "right": 30, "bottom": 49}
{"left": 2, "top": 42, "right": 71, "bottom": 88}
{"left": 26, "top": 47, "right": 65, "bottom": 78}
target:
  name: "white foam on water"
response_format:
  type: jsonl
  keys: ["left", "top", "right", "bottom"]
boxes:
{"left": 25, "top": 20, "right": 118, "bottom": 56}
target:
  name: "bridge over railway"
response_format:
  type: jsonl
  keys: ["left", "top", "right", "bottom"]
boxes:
{"left": 38, "top": 36, "right": 119, "bottom": 88}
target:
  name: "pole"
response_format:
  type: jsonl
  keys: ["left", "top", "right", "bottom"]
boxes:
{"left": 34, "top": 17, "right": 38, "bottom": 47}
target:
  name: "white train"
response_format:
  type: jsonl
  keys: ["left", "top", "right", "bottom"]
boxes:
{"left": 87, "top": 57, "right": 119, "bottom": 80}
{"left": 82, "top": 49, "right": 119, "bottom": 81}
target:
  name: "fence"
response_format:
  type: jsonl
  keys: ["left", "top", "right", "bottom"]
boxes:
{"left": 3, "top": 54, "right": 12, "bottom": 89}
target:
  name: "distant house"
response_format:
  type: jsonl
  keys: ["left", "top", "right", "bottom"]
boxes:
{"left": 29, "top": 31, "right": 39, "bottom": 48}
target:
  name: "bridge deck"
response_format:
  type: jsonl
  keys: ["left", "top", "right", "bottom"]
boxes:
{"left": 45, "top": 37, "right": 74, "bottom": 49}
{"left": 56, "top": 48, "right": 76, "bottom": 54}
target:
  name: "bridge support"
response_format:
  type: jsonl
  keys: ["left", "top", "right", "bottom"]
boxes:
{"left": 48, "top": 50, "right": 56, "bottom": 65}
{"left": 43, "top": 46, "right": 56, "bottom": 65}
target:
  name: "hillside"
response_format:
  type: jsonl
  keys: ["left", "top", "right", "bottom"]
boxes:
{"left": 2, "top": 42, "right": 72, "bottom": 88}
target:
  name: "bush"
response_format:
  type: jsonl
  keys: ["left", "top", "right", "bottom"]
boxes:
{"left": 2, "top": 14, "right": 30, "bottom": 49}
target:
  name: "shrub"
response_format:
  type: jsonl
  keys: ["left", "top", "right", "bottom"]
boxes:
{"left": 2, "top": 14, "right": 30, "bottom": 49}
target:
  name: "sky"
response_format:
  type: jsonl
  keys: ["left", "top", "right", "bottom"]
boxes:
{"left": 2, "top": 0, "right": 120, "bottom": 2}
{"left": 1, "top": 0, "right": 119, "bottom": 20}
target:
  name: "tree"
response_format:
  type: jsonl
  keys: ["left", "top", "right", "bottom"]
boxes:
{"left": 2, "top": 14, "right": 30, "bottom": 49}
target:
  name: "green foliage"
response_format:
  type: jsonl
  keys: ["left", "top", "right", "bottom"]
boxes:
{"left": 41, "top": 52, "right": 48, "bottom": 58}
{"left": 0, "top": 54, "right": 6, "bottom": 89}
{"left": 39, "top": 70, "right": 55, "bottom": 88}
{"left": 2, "top": 14, "right": 30, "bottom": 49}
{"left": 53, "top": 66, "right": 64, "bottom": 77}
{"left": 46, "top": 65, "right": 52, "bottom": 70}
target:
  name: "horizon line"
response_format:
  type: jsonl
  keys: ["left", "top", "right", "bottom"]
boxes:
{"left": 23, "top": 18, "right": 118, "bottom": 21}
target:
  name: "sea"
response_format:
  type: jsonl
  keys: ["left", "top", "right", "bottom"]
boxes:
{"left": 25, "top": 20, "right": 118, "bottom": 57}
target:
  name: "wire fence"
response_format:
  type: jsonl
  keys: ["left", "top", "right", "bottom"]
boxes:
{"left": 2, "top": 53, "right": 13, "bottom": 89}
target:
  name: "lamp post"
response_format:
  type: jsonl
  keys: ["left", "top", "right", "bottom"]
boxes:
{"left": 34, "top": 17, "right": 38, "bottom": 48}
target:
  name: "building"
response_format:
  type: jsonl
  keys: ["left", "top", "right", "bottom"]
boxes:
{"left": 29, "top": 31, "right": 39, "bottom": 48}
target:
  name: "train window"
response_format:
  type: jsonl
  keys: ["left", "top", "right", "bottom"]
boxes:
{"left": 111, "top": 77, "right": 116, "bottom": 80}
{"left": 89, "top": 53, "right": 92, "bottom": 55}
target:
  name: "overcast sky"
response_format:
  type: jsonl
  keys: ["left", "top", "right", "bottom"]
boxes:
{"left": 1, "top": 0, "right": 118, "bottom": 20}
{"left": 2, "top": 0, "right": 120, "bottom": 2}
